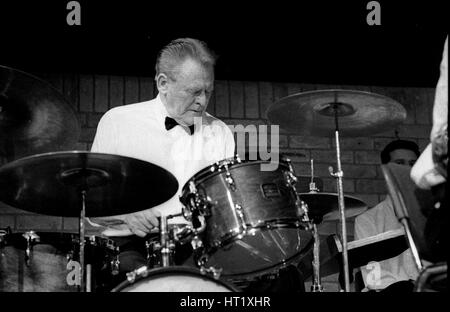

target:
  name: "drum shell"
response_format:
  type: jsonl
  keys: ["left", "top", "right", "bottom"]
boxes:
{"left": 185, "top": 161, "right": 303, "bottom": 248}
{"left": 0, "top": 232, "right": 76, "bottom": 292}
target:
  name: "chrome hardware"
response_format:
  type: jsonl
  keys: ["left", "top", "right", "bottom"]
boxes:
{"left": 23, "top": 231, "right": 40, "bottom": 266}
{"left": 200, "top": 266, "right": 223, "bottom": 280}
{"left": 111, "top": 255, "right": 120, "bottom": 276}
{"left": 223, "top": 163, "right": 236, "bottom": 191}
{"left": 0, "top": 229, "right": 7, "bottom": 247}
{"left": 196, "top": 254, "right": 209, "bottom": 268}
{"left": 181, "top": 201, "right": 193, "bottom": 221}
{"left": 126, "top": 265, "right": 148, "bottom": 283}
{"left": 190, "top": 234, "right": 204, "bottom": 250}
{"left": 234, "top": 204, "right": 247, "bottom": 232}
{"left": 309, "top": 159, "right": 320, "bottom": 193}
{"left": 188, "top": 180, "right": 197, "bottom": 193}
{"left": 284, "top": 170, "right": 298, "bottom": 186}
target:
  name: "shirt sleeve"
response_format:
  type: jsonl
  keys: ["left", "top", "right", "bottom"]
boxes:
{"left": 224, "top": 124, "right": 236, "bottom": 158}
{"left": 431, "top": 36, "right": 448, "bottom": 142}
{"left": 90, "top": 111, "right": 117, "bottom": 154}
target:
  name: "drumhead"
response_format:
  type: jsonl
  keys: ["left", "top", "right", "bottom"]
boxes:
{"left": 112, "top": 266, "right": 239, "bottom": 292}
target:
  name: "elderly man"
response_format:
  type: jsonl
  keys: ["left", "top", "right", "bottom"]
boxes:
{"left": 89, "top": 38, "right": 235, "bottom": 276}
{"left": 354, "top": 140, "right": 421, "bottom": 292}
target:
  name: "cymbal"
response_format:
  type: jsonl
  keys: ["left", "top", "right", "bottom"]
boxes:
{"left": 299, "top": 229, "right": 408, "bottom": 279}
{"left": 266, "top": 89, "right": 407, "bottom": 137}
{"left": 0, "top": 66, "right": 80, "bottom": 162}
{"left": 298, "top": 192, "right": 368, "bottom": 222}
{"left": 0, "top": 151, "right": 179, "bottom": 217}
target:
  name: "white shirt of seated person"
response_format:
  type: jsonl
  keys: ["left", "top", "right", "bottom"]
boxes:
{"left": 355, "top": 148, "right": 420, "bottom": 291}
{"left": 89, "top": 58, "right": 235, "bottom": 237}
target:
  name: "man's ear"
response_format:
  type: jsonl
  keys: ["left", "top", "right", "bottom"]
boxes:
{"left": 156, "top": 73, "right": 169, "bottom": 94}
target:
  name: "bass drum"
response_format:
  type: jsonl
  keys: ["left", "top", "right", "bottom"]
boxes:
{"left": 112, "top": 266, "right": 238, "bottom": 292}
{"left": 0, "top": 230, "right": 118, "bottom": 292}
{"left": 0, "top": 231, "right": 76, "bottom": 292}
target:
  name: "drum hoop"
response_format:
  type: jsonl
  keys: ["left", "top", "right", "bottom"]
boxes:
{"left": 183, "top": 158, "right": 290, "bottom": 191}
{"left": 111, "top": 266, "right": 241, "bottom": 292}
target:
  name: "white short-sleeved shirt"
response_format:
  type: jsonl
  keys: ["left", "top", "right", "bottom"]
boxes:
{"left": 354, "top": 196, "right": 419, "bottom": 290}
{"left": 90, "top": 94, "right": 235, "bottom": 232}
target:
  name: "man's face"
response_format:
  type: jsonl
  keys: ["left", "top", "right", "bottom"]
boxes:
{"left": 389, "top": 148, "right": 418, "bottom": 167}
{"left": 160, "top": 58, "right": 214, "bottom": 126}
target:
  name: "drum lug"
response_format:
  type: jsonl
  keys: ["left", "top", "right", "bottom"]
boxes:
{"left": 181, "top": 203, "right": 193, "bottom": 221}
{"left": 0, "top": 229, "right": 8, "bottom": 247}
{"left": 200, "top": 265, "right": 223, "bottom": 280}
{"left": 191, "top": 234, "right": 204, "bottom": 250}
{"left": 126, "top": 265, "right": 149, "bottom": 284}
{"left": 22, "top": 231, "right": 40, "bottom": 266}
{"left": 223, "top": 163, "right": 236, "bottom": 191}
{"left": 234, "top": 204, "right": 247, "bottom": 234}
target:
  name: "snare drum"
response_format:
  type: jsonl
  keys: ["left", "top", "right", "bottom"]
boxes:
{"left": 112, "top": 266, "right": 238, "bottom": 292}
{"left": 180, "top": 156, "right": 313, "bottom": 280}
{"left": 0, "top": 231, "right": 119, "bottom": 292}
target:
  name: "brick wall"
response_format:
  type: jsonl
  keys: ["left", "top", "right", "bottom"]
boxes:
{"left": 0, "top": 73, "right": 435, "bottom": 291}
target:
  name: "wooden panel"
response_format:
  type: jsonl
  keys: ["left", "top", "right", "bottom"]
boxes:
{"left": 258, "top": 81, "right": 273, "bottom": 119}
{"left": 139, "top": 76, "right": 155, "bottom": 101}
{"left": 214, "top": 80, "right": 230, "bottom": 118}
{"left": 229, "top": 81, "right": 244, "bottom": 118}
{"left": 79, "top": 75, "right": 94, "bottom": 112}
{"left": 125, "top": 76, "right": 139, "bottom": 105}
{"left": 94, "top": 75, "right": 109, "bottom": 112}
{"left": 109, "top": 76, "right": 124, "bottom": 108}
{"left": 244, "top": 81, "right": 259, "bottom": 118}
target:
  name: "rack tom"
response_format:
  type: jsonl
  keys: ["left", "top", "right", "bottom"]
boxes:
{"left": 180, "top": 156, "right": 313, "bottom": 281}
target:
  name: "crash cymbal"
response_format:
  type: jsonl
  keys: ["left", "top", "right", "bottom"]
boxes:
{"left": 0, "top": 66, "right": 80, "bottom": 162}
{"left": 267, "top": 89, "right": 406, "bottom": 137}
{"left": 298, "top": 192, "right": 368, "bottom": 222}
{"left": 0, "top": 151, "right": 178, "bottom": 217}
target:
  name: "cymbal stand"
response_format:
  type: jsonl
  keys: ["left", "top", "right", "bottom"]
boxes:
{"left": 311, "top": 222, "right": 324, "bottom": 292}
{"left": 309, "top": 159, "right": 323, "bottom": 292}
{"left": 79, "top": 189, "right": 90, "bottom": 292}
{"left": 328, "top": 103, "right": 350, "bottom": 292}
{"left": 60, "top": 167, "right": 97, "bottom": 293}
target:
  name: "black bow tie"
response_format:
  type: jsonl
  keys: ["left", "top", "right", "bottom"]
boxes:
{"left": 165, "top": 117, "right": 195, "bottom": 135}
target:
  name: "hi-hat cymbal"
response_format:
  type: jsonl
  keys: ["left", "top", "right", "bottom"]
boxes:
{"left": 0, "top": 151, "right": 179, "bottom": 217}
{"left": 298, "top": 192, "right": 368, "bottom": 222}
{"left": 0, "top": 66, "right": 80, "bottom": 162}
{"left": 267, "top": 89, "right": 407, "bottom": 137}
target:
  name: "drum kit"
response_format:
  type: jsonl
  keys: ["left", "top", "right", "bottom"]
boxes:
{"left": 0, "top": 66, "right": 408, "bottom": 292}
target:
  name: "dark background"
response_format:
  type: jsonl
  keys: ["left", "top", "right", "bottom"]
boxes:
{"left": 0, "top": 0, "right": 447, "bottom": 86}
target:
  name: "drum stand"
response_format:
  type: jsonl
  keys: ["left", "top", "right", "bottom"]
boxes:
{"left": 326, "top": 103, "right": 351, "bottom": 292}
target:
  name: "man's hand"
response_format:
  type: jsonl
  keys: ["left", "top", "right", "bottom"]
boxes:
{"left": 89, "top": 209, "right": 161, "bottom": 237}
{"left": 124, "top": 209, "right": 161, "bottom": 237}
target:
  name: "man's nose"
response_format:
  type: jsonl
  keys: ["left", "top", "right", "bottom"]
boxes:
{"left": 196, "top": 91, "right": 208, "bottom": 107}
